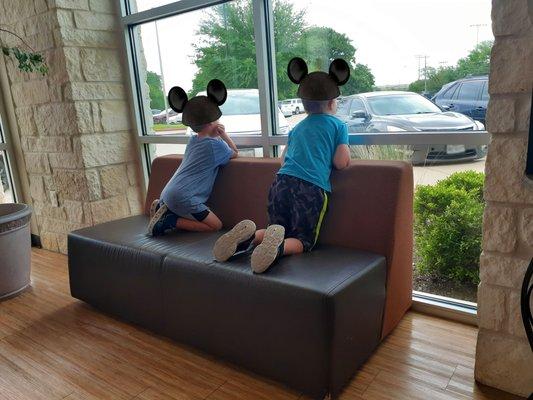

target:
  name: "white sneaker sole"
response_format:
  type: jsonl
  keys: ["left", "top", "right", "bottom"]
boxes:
{"left": 147, "top": 203, "right": 168, "bottom": 236}
{"left": 251, "top": 225, "right": 285, "bottom": 274}
{"left": 149, "top": 199, "right": 159, "bottom": 219}
{"left": 213, "top": 220, "right": 257, "bottom": 262}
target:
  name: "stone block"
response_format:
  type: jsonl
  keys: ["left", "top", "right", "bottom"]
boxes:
{"left": 40, "top": 204, "right": 67, "bottom": 220}
{"left": 479, "top": 253, "right": 529, "bottom": 289}
{"left": 53, "top": 169, "right": 89, "bottom": 201}
{"left": 482, "top": 206, "right": 517, "bottom": 253}
{"left": 486, "top": 96, "right": 514, "bottom": 133}
{"left": 25, "top": 153, "right": 51, "bottom": 174}
{"left": 475, "top": 330, "right": 533, "bottom": 397}
{"left": 100, "top": 164, "right": 129, "bottom": 198}
{"left": 34, "top": 102, "right": 78, "bottom": 136}
{"left": 80, "top": 48, "right": 122, "bottom": 82}
{"left": 484, "top": 137, "right": 533, "bottom": 204}
{"left": 56, "top": 9, "right": 75, "bottom": 28}
{"left": 63, "top": 47, "right": 83, "bottom": 81}
{"left": 26, "top": 29, "right": 56, "bottom": 52}
{"left": 477, "top": 283, "right": 507, "bottom": 331}
{"left": 489, "top": 37, "right": 533, "bottom": 95}
{"left": 74, "top": 10, "right": 117, "bottom": 30}
{"left": 100, "top": 101, "right": 131, "bottom": 132}
{"left": 62, "top": 199, "right": 84, "bottom": 223}
{"left": 85, "top": 169, "right": 101, "bottom": 201}
{"left": 48, "top": 152, "right": 84, "bottom": 169}
{"left": 507, "top": 290, "right": 528, "bottom": 339}
{"left": 65, "top": 82, "right": 125, "bottom": 101}
{"left": 57, "top": 233, "right": 69, "bottom": 254}
{"left": 11, "top": 80, "right": 50, "bottom": 107}
{"left": 89, "top": 0, "right": 115, "bottom": 13}
{"left": 127, "top": 162, "right": 139, "bottom": 186}
{"left": 22, "top": 136, "right": 72, "bottom": 153}
{"left": 492, "top": 0, "right": 532, "bottom": 36}
{"left": 55, "top": 27, "right": 117, "bottom": 48}
{"left": 80, "top": 132, "right": 134, "bottom": 167}
{"left": 127, "top": 186, "right": 143, "bottom": 215}
{"left": 23, "top": 12, "right": 56, "bottom": 37}
{"left": 515, "top": 93, "right": 531, "bottom": 132}
{"left": 15, "top": 107, "right": 37, "bottom": 136}
{"left": 28, "top": 175, "right": 47, "bottom": 202}
{"left": 35, "top": 0, "right": 48, "bottom": 13}
{"left": 92, "top": 102, "right": 102, "bottom": 132}
{"left": 73, "top": 102, "right": 94, "bottom": 133}
{"left": 520, "top": 207, "right": 533, "bottom": 247}
{"left": 40, "top": 232, "right": 59, "bottom": 252}
{"left": 52, "top": 0, "right": 89, "bottom": 10}
{"left": 90, "top": 195, "right": 130, "bottom": 225}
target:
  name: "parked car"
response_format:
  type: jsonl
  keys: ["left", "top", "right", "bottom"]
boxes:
{"left": 280, "top": 98, "right": 304, "bottom": 117}
{"left": 167, "top": 113, "right": 182, "bottom": 124}
{"left": 432, "top": 75, "right": 489, "bottom": 125}
{"left": 153, "top": 108, "right": 177, "bottom": 124}
{"left": 187, "top": 89, "right": 290, "bottom": 156}
{"left": 336, "top": 91, "right": 487, "bottom": 164}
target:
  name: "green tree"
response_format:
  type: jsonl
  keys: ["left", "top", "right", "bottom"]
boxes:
{"left": 408, "top": 41, "right": 492, "bottom": 95}
{"left": 146, "top": 71, "right": 165, "bottom": 110}
{"left": 192, "top": 1, "right": 375, "bottom": 99}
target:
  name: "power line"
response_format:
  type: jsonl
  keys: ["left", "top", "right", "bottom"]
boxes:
{"left": 470, "top": 23, "right": 488, "bottom": 45}
{"left": 415, "top": 55, "right": 429, "bottom": 92}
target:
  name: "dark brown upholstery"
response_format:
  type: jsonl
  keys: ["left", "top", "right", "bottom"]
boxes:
{"left": 69, "top": 155, "right": 413, "bottom": 398}
{"left": 145, "top": 156, "right": 413, "bottom": 338}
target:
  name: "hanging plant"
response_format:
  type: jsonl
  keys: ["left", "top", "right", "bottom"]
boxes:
{"left": 0, "top": 27, "right": 48, "bottom": 75}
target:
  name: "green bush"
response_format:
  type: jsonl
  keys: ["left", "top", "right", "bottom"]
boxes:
{"left": 414, "top": 171, "right": 484, "bottom": 285}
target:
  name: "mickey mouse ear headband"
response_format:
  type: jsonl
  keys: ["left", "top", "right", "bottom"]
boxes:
{"left": 167, "top": 79, "right": 227, "bottom": 127}
{"left": 287, "top": 57, "right": 350, "bottom": 100}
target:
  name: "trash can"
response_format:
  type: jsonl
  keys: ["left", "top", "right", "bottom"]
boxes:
{"left": 0, "top": 203, "right": 32, "bottom": 300}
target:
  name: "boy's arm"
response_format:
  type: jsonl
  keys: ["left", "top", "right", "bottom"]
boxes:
{"left": 333, "top": 144, "right": 351, "bottom": 170}
{"left": 218, "top": 126, "right": 238, "bottom": 159}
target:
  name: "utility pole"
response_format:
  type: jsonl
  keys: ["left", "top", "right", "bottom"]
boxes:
{"left": 415, "top": 55, "right": 429, "bottom": 92}
{"left": 155, "top": 20, "right": 169, "bottom": 123}
{"left": 470, "top": 23, "right": 487, "bottom": 45}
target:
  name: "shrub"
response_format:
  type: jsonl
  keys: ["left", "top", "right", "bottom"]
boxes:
{"left": 414, "top": 171, "right": 484, "bottom": 285}
{"left": 350, "top": 145, "right": 413, "bottom": 161}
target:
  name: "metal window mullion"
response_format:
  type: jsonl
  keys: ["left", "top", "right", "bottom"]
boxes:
{"left": 121, "top": 0, "right": 230, "bottom": 25}
{"left": 0, "top": 143, "right": 7, "bottom": 151}
{"left": 252, "top": 0, "right": 277, "bottom": 157}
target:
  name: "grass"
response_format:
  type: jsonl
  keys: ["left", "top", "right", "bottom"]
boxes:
{"left": 350, "top": 145, "right": 413, "bottom": 161}
{"left": 153, "top": 123, "right": 186, "bottom": 132}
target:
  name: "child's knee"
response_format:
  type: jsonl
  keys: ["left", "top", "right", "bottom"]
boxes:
{"left": 209, "top": 219, "right": 223, "bottom": 231}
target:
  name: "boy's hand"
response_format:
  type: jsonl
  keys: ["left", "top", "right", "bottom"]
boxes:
{"left": 216, "top": 124, "right": 226, "bottom": 137}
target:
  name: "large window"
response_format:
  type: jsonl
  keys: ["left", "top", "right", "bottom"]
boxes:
{"left": 0, "top": 119, "right": 15, "bottom": 204}
{"left": 123, "top": 0, "right": 492, "bottom": 306}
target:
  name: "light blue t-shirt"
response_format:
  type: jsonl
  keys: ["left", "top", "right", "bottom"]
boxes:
{"left": 161, "top": 135, "right": 233, "bottom": 216}
{"left": 278, "top": 113, "right": 349, "bottom": 192}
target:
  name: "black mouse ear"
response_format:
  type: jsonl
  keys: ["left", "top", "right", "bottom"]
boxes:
{"left": 287, "top": 57, "right": 308, "bottom": 84}
{"left": 206, "top": 79, "right": 227, "bottom": 105}
{"left": 168, "top": 86, "right": 188, "bottom": 112}
{"left": 329, "top": 59, "right": 350, "bottom": 86}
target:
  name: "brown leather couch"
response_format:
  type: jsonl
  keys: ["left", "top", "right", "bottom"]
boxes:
{"left": 68, "top": 156, "right": 413, "bottom": 399}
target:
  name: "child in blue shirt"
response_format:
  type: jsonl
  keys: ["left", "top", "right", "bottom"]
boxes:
{"left": 213, "top": 58, "right": 351, "bottom": 273}
{"left": 148, "top": 79, "right": 238, "bottom": 236}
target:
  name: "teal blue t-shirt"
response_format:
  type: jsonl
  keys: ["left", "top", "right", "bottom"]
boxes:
{"left": 279, "top": 113, "right": 349, "bottom": 192}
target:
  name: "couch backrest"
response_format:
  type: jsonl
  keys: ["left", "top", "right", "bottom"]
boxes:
{"left": 145, "top": 156, "right": 413, "bottom": 338}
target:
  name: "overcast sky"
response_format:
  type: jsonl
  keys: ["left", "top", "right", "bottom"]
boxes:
{"left": 137, "top": 0, "right": 493, "bottom": 93}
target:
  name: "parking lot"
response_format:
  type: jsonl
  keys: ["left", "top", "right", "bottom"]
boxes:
{"left": 150, "top": 112, "right": 486, "bottom": 188}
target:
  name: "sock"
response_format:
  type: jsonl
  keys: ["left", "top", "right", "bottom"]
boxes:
{"left": 276, "top": 240, "right": 285, "bottom": 259}
{"left": 236, "top": 236, "right": 255, "bottom": 253}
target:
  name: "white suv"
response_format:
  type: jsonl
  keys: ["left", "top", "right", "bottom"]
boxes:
{"left": 280, "top": 98, "right": 303, "bottom": 116}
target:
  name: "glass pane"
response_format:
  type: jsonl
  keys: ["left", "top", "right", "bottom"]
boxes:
{"left": 456, "top": 81, "right": 482, "bottom": 101}
{"left": 147, "top": 142, "right": 263, "bottom": 164}
{"left": 272, "top": 0, "right": 491, "bottom": 303}
{"left": 132, "top": 1, "right": 260, "bottom": 138}
{"left": 0, "top": 151, "right": 14, "bottom": 204}
{"left": 129, "top": 0, "right": 179, "bottom": 13}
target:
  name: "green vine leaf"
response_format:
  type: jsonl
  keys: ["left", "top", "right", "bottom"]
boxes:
{"left": 0, "top": 28, "right": 48, "bottom": 75}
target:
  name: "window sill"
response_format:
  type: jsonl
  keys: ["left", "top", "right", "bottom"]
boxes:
{"left": 412, "top": 290, "right": 477, "bottom": 326}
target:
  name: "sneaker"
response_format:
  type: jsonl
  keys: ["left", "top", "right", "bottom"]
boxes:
{"left": 147, "top": 204, "right": 178, "bottom": 236}
{"left": 149, "top": 199, "right": 160, "bottom": 219}
{"left": 213, "top": 219, "right": 257, "bottom": 262}
{"left": 251, "top": 225, "right": 285, "bottom": 274}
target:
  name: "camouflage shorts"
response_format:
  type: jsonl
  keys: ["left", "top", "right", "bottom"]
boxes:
{"left": 267, "top": 174, "right": 329, "bottom": 252}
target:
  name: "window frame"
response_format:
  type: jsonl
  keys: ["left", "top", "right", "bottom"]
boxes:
{"left": 120, "top": 0, "right": 490, "bottom": 321}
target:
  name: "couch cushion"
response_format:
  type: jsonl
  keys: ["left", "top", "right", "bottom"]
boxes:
{"left": 161, "top": 237, "right": 387, "bottom": 398}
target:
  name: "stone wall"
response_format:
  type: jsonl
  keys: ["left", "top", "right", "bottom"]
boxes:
{"left": 0, "top": 0, "right": 143, "bottom": 253}
{"left": 475, "top": 0, "right": 533, "bottom": 396}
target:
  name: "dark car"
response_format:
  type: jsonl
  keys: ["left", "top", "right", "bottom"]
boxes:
{"left": 432, "top": 76, "right": 488, "bottom": 125}
{"left": 336, "top": 91, "right": 487, "bottom": 164}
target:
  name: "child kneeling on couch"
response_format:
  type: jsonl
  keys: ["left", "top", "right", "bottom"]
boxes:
{"left": 213, "top": 57, "right": 351, "bottom": 273}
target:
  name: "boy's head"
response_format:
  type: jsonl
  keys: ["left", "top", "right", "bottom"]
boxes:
{"left": 190, "top": 120, "right": 219, "bottom": 135}
{"left": 287, "top": 58, "right": 350, "bottom": 112}
{"left": 167, "top": 79, "right": 227, "bottom": 128}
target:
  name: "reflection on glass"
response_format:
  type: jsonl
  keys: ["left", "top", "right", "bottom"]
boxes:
{"left": 134, "top": 1, "right": 258, "bottom": 136}
{"left": 0, "top": 152, "right": 13, "bottom": 204}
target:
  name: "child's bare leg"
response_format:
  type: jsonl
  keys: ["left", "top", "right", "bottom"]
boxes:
{"left": 176, "top": 212, "right": 222, "bottom": 232}
{"left": 283, "top": 238, "right": 304, "bottom": 255}
{"left": 253, "top": 229, "right": 266, "bottom": 245}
